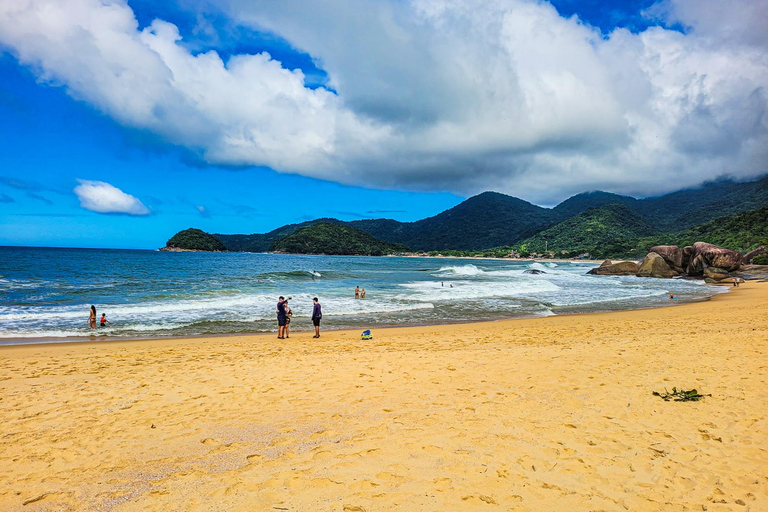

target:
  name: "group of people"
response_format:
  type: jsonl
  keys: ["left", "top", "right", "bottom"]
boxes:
{"left": 88, "top": 305, "right": 110, "bottom": 329}
{"left": 276, "top": 296, "right": 322, "bottom": 339}
{"left": 89, "top": 297, "right": 327, "bottom": 338}
{"left": 354, "top": 286, "right": 366, "bottom": 299}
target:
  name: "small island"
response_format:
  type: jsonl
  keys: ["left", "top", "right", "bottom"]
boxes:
{"left": 270, "top": 222, "right": 409, "bottom": 256}
{"left": 160, "top": 228, "right": 228, "bottom": 252}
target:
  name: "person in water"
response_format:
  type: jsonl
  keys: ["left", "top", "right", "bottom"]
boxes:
{"left": 88, "top": 305, "right": 97, "bottom": 329}
{"left": 361, "top": 288, "right": 366, "bottom": 299}
{"left": 100, "top": 313, "right": 110, "bottom": 327}
{"left": 311, "top": 297, "right": 322, "bottom": 338}
{"left": 284, "top": 298, "right": 293, "bottom": 338}
{"left": 355, "top": 286, "right": 360, "bottom": 299}
{"left": 276, "top": 296, "right": 287, "bottom": 339}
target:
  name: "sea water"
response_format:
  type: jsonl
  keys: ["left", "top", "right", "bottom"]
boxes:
{"left": 0, "top": 247, "right": 726, "bottom": 343}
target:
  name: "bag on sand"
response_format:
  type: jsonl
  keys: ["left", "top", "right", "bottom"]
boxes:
{"left": 361, "top": 329, "right": 373, "bottom": 340}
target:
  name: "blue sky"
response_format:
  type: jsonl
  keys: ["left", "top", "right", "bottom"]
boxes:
{"left": 0, "top": 0, "right": 766, "bottom": 249}
{"left": 0, "top": 41, "right": 459, "bottom": 249}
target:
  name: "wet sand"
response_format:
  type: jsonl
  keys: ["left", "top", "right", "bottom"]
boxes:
{"left": 1, "top": 282, "right": 766, "bottom": 511}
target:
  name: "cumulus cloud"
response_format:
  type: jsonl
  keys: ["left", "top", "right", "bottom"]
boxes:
{"left": 74, "top": 180, "right": 150, "bottom": 215}
{"left": 0, "top": 0, "right": 766, "bottom": 203}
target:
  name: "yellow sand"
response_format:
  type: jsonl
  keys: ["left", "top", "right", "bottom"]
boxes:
{"left": 2, "top": 283, "right": 767, "bottom": 512}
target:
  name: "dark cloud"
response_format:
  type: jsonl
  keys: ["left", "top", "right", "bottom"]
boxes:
{"left": 328, "top": 210, "right": 375, "bottom": 219}
{"left": 366, "top": 209, "right": 407, "bottom": 214}
{"left": 26, "top": 192, "right": 53, "bottom": 205}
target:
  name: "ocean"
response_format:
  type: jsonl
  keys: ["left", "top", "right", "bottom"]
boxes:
{"left": 0, "top": 246, "right": 726, "bottom": 344}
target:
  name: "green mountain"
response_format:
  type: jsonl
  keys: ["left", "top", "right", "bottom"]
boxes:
{"left": 635, "top": 175, "right": 768, "bottom": 231}
{"left": 170, "top": 174, "right": 767, "bottom": 253}
{"left": 626, "top": 205, "right": 768, "bottom": 256}
{"left": 552, "top": 191, "right": 639, "bottom": 220}
{"left": 216, "top": 218, "right": 338, "bottom": 252}
{"left": 269, "top": 223, "right": 409, "bottom": 256}
{"left": 162, "top": 228, "right": 227, "bottom": 252}
{"left": 516, "top": 204, "right": 659, "bottom": 255}
{"left": 350, "top": 192, "right": 555, "bottom": 251}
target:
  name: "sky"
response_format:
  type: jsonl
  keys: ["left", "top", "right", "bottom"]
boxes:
{"left": 0, "top": 0, "right": 766, "bottom": 249}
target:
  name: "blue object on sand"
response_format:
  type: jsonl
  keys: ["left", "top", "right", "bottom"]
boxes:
{"left": 361, "top": 329, "right": 373, "bottom": 340}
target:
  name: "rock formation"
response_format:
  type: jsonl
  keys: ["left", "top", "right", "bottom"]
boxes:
{"left": 588, "top": 260, "right": 639, "bottom": 276}
{"left": 743, "top": 246, "right": 766, "bottom": 264}
{"left": 637, "top": 252, "right": 679, "bottom": 278}
{"left": 686, "top": 242, "right": 743, "bottom": 275}
{"left": 590, "top": 242, "right": 749, "bottom": 281}
{"left": 649, "top": 245, "right": 684, "bottom": 273}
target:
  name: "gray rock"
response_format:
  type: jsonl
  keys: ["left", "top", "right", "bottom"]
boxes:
{"left": 637, "top": 252, "right": 679, "bottom": 278}
{"left": 650, "top": 245, "right": 684, "bottom": 272}
{"left": 588, "top": 260, "right": 639, "bottom": 276}
{"left": 686, "top": 242, "right": 743, "bottom": 275}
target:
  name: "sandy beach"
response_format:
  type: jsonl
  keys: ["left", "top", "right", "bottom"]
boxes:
{"left": 1, "top": 283, "right": 766, "bottom": 511}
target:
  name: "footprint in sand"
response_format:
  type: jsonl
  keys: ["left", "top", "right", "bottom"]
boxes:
{"left": 461, "top": 495, "right": 497, "bottom": 505}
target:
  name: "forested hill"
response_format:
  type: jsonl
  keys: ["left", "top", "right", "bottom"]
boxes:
{"left": 626, "top": 205, "right": 768, "bottom": 256}
{"left": 161, "top": 228, "right": 227, "bottom": 252}
{"left": 166, "top": 174, "right": 767, "bottom": 253}
{"left": 269, "top": 223, "right": 408, "bottom": 256}
{"left": 634, "top": 175, "right": 768, "bottom": 231}
{"left": 215, "top": 218, "right": 338, "bottom": 253}
{"left": 516, "top": 204, "right": 659, "bottom": 255}
{"left": 352, "top": 192, "right": 554, "bottom": 251}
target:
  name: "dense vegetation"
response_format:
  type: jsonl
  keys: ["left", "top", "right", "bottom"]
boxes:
{"left": 514, "top": 204, "right": 659, "bottom": 256}
{"left": 625, "top": 205, "right": 768, "bottom": 256}
{"left": 216, "top": 218, "right": 337, "bottom": 252}
{"left": 167, "top": 174, "right": 768, "bottom": 254}
{"left": 551, "top": 176, "right": 768, "bottom": 232}
{"left": 635, "top": 175, "right": 768, "bottom": 231}
{"left": 352, "top": 192, "right": 556, "bottom": 251}
{"left": 269, "top": 223, "right": 409, "bottom": 256}
{"left": 164, "top": 228, "right": 227, "bottom": 252}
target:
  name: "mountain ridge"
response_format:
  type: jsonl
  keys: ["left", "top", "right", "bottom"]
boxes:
{"left": 190, "top": 173, "right": 768, "bottom": 253}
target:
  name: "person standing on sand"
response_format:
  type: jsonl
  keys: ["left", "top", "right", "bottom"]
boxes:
{"left": 88, "top": 305, "right": 97, "bottom": 329}
{"left": 311, "top": 297, "right": 322, "bottom": 338}
{"left": 276, "top": 296, "right": 287, "bottom": 339}
{"left": 361, "top": 288, "right": 366, "bottom": 299}
{"left": 284, "top": 298, "right": 293, "bottom": 338}
{"left": 355, "top": 286, "right": 360, "bottom": 299}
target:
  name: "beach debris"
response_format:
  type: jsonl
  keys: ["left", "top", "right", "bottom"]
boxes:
{"left": 653, "top": 387, "right": 711, "bottom": 402}
{"left": 361, "top": 329, "right": 373, "bottom": 340}
{"left": 151, "top": 424, "right": 156, "bottom": 428}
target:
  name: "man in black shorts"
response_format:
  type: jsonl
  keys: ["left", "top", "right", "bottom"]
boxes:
{"left": 311, "top": 297, "right": 322, "bottom": 338}
{"left": 277, "top": 296, "right": 287, "bottom": 339}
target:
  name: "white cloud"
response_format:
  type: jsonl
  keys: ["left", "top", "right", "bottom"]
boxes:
{"left": 0, "top": 0, "right": 766, "bottom": 203}
{"left": 74, "top": 179, "right": 150, "bottom": 215}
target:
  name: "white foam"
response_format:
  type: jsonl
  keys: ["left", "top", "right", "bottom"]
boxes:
{"left": 433, "top": 264, "right": 485, "bottom": 276}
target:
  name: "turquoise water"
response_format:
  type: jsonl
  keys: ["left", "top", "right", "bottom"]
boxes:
{"left": 0, "top": 247, "right": 725, "bottom": 343}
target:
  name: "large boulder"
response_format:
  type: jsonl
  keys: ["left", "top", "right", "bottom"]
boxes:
{"left": 588, "top": 260, "right": 639, "bottom": 275}
{"left": 637, "top": 252, "right": 679, "bottom": 278}
{"left": 743, "top": 246, "right": 766, "bottom": 264}
{"left": 685, "top": 242, "right": 743, "bottom": 275}
{"left": 682, "top": 246, "right": 694, "bottom": 270}
{"left": 703, "top": 266, "right": 731, "bottom": 281}
{"left": 650, "top": 245, "right": 684, "bottom": 272}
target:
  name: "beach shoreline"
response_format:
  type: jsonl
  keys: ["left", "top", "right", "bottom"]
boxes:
{"left": 0, "top": 283, "right": 723, "bottom": 347}
{"left": 1, "top": 282, "right": 765, "bottom": 511}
